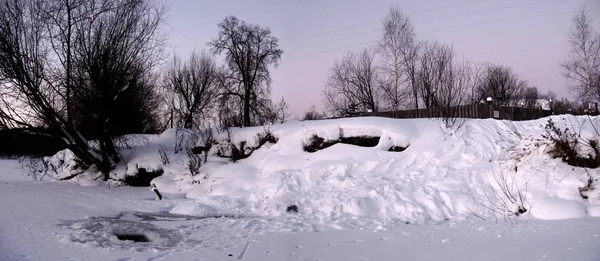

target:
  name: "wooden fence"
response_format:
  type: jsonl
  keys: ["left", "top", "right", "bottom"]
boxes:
{"left": 357, "top": 103, "right": 596, "bottom": 121}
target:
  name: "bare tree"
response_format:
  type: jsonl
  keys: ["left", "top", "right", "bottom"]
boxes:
{"left": 475, "top": 64, "right": 528, "bottom": 106}
{"left": 562, "top": 8, "right": 600, "bottom": 107}
{"left": 272, "top": 96, "right": 292, "bottom": 123}
{"left": 520, "top": 86, "right": 540, "bottom": 108}
{"left": 216, "top": 92, "right": 243, "bottom": 131}
{"left": 378, "top": 6, "right": 415, "bottom": 111}
{"left": 0, "top": 0, "right": 165, "bottom": 180}
{"left": 416, "top": 41, "right": 456, "bottom": 109}
{"left": 44, "top": 0, "right": 84, "bottom": 126}
{"left": 209, "top": 16, "right": 283, "bottom": 127}
{"left": 324, "top": 48, "right": 381, "bottom": 116}
{"left": 464, "top": 62, "right": 486, "bottom": 103}
{"left": 164, "top": 51, "right": 220, "bottom": 129}
{"left": 302, "top": 105, "right": 325, "bottom": 121}
{"left": 69, "top": 0, "right": 165, "bottom": 163}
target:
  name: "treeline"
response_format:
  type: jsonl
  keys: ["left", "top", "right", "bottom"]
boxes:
{"left": 323, "top": 6, "right": 600, "bottom": 117}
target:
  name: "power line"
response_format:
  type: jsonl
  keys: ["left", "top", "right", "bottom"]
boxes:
{"left": 285, "top": 8, "right": 600, "bottom": 62}
{"left": 409, "top": 0, "right": 485, "bottom": 15}
{"left": 164, "top": 21, "right": 202, "bottom": 48}
{"left": 417, "top": 8, "right": 597, "bottom": 34}
{"left": 282, "top": 20, "right": 380, "bottom": 47}
{"left": 416, "top": 0, "right": 567, "bottom": 24}
{"left": 285, "top": 0, "right": 568, "bottom": 55}
{"left": 286, "top": 41, "right": 377, "bottom": 61}
{"left": 286, "top": 29, "right": 381, "bottom": 53}
{"left": 281, "top": 0, "right": 486, "bottom": 47}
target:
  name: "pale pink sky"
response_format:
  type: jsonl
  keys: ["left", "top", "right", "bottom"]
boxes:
{"left": 166, "top": 0, "right": 600, "bottom": 118}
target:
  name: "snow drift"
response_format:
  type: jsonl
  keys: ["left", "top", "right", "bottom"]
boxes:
{"left": 47, "top": 115, "right": 600, "bottom": 228}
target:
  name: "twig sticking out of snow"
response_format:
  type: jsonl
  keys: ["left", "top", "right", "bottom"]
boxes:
{"left": 465, "top": 162, "right": 531, "bottom": 222}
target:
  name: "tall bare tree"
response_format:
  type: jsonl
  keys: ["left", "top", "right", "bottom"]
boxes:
{"left": 378, "top": 6, "right": 416, "bottom": 111}
{"left": 416, "top": 41, "right": 456, "bottom": 108}
{"left": 562, "top": 8, "right": 600, "bottom": 107}
{"left": 324, "top": 48, "right": 381, "bottom": 116}
{"left": 0, "top": 0, "right": 165, "bottom": 179}
{"left": 209, "top": 16, "right": 283, "bottom": 127}
{"left": 164, "top": 51, "right": 220, "bottom": 129}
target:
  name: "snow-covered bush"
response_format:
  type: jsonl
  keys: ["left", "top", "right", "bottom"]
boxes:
{"left": 543, "top": 118, "right": 600, "bottom": 168}
{"left": 215, "top": 127, "right": 278, "bottom": 162}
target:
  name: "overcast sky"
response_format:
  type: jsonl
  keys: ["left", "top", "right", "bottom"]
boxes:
{"left": 166, "top": 0, "right": 600, "bottom": 118}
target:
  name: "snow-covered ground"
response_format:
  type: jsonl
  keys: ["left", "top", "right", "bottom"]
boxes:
{"left": 2, "top": 116, "right": 600, "bottom": 260}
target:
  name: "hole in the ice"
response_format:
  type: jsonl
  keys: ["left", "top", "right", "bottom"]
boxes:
{"left": 287, "top": 204, "right": 298, "bottom": 213}
{"left": 114, "top": 233, "right": 150, "bottom": 243}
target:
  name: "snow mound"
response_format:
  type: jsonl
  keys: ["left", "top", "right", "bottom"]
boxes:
{"left": 49, "top": 115, "right": 600, "bottom": 229}
{"left": 164, "top": 116, "right": 599, "bottom": 228}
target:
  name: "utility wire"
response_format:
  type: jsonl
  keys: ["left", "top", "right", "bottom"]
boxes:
{"left": 287, "top": 41, "right": 377, "bottom": 61}
{"left": 285, "top": 8, "right": 600, "bottom": 62}
{"left": 416, "top": 0, "right": 567, "bottom": 24}
{"left": 285, "top": 0, "right": 568, "bottom": 54}
{"left": 409, "top": 0, "right": 486, "bottom": 15}
{"left": 286, "top": 29, "right": 381, "bottom": 53}
{"left": 418, "top": 8, "right": 594, "bottom": 34}
{"left": 164, "top": 21, "right": 202, "bottom": 48}
{"left": 281, "top": 0, "right": 486, "bottom": 47}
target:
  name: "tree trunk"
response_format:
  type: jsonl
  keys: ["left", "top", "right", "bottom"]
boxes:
{"left": 66, "top": 0, "right": 72, "bottom": 125}
{"left": 243, "top": 86, "right": 251, "bottom": 127}
{"left": 184, "top": 113, "right": 193, "bottom": 129}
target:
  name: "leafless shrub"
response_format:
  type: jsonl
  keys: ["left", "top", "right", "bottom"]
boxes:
{"left": 302, "top": 105, "right": 326, "bottom": 121}
{"left": 158, "top": 145, "right": 170, "bottom": 166}
{"left": 466, "top": 163, "right": 530, "bottom": 222}
{"left": 542, "top": 117, "right": 600, "bottom": 168}
{"left": 186, "top": 132, "right": 202, "bottom": 176}
{"left": 174, "top": 129, "right": 186, "bottom": 154}
{"left": 19, "top": 157, "right": 50, "bottom": 181}
{"left": 198, "top": 124, "right": 215, "bottom": 163}
{"left": 579, "top": 169, "right": 598, "bottom": 199}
